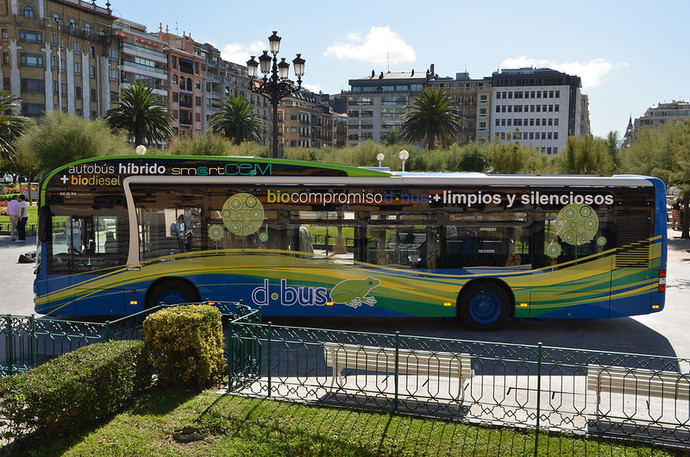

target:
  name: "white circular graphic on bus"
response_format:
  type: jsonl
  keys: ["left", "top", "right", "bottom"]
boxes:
{"left": 222, "top": 193, "right": 264, "bottom": 236}
{"left": 547, "top": 203, "right": 599, "bottom": 259}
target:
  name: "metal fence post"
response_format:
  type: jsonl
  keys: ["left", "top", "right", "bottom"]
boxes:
{"left": 267, "top": 321, "right": 272, "bottom": 398}
{"left": 104, "top": 321, "right": 111, "bottom": 342}
{"left": 5, "top": 316, "right": 13, "bottom": 375}
{"left": 394, "top": 331, "right": 400, "bottom": 414}
{"left": 227, "top": 318, "right": 234, "bottom": 392}
{"left": 534, "top": 341, "right": 543, "bottom": 457}
{"left": 29, "top": 314, "right": 36, "bottom": 368}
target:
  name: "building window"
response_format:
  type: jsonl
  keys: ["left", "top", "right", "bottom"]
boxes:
{"left": 1, "top": 29, "right": 7, "bottom": 40}
{"left": 75, "top": 86, "right": 82, "bottom": 99}
{"left": 91, "top": 88, "right": 97, "bottom": 100}
{"left": 85, "top": 24, "right": 91, "bottom": 34}
{"left": 555, "top": 90, "right": 560, "bottom": 98}
{"left": 20, "top": 78, "right": 44, "bottom": 93}
{"left": 195, "top": 96, "right": 201, "bottom": 106}
{"left": 69, "top": 19, "right": 76, "bottom": 31}
{"left": 554, "top": 118, "right": 559, "bottom": 126}
{"left": 554, "top": 105, "right": 559, "bottom": 112}
{"left": 554, "top": 132, "right": 558, "bottom": 140}
{"left": 19, "top": 30, "right": 42, "bottom": 43}
{"left": 110, "top": 91, "right": 119, "bottom": 104}
{"left": 51, "top": 55, "right": 58, "bottom": 69}
{"left": 195, "top": 80, "right": 200, "bottom": 89}
{"left": 20, "top": 53, "right": 43, "bottom": 67}
{"left": 109, "top": 68, "right": 118, "bottom": 81}
{"left": 1, "top": 53, "right": 7, "bottom": 65}
{"left": 172, "top": 92, "right": 178, "bottom": 102}
{"left": 22, "top": 103, "right": 44, "bottom": 117}
{"left": 171, "top": 56, "right": 177, "bottom": 69}
{"left": 90, "top": 46, "right": 95, "bottom": 57}
{"left": 109, "top": 49, "right": 118, "bottom": 61}
{"left": 52, "top": 80, "right": 58, "bottom": 93}
{"left": 90, "top": 65, "right": 96, "bottom": 78}
{"left": 50, "top": 33, "right": 57, "bottom": 46}
{"left": 74, "top": 62, "right": 81, "bottom": 74}
{"left": 172, "top": 74, "right": 178, "bottom": 84}
{"left": 478, "top": 121, "right": 487, "bottom": 131}
{"left": 60, "top": 37, "right": 64, "bottom": 50}
{"left": 74, "top": 41, "right": 80, "bottom": 53}
{"left": 23, "top": 6, "right": 34, "bottom": 17}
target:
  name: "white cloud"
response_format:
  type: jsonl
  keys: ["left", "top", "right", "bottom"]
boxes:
{"left": 499, "top": 56, "right": 628, "bottom": 89}
{"left": 302, "top": 83, "right": 322, "bottom": 94}
{"left": 324, "top": 26, "right": 416, "bottom": 65}
{"left": 220, "top": 40, "right": 265, "bottom": 65}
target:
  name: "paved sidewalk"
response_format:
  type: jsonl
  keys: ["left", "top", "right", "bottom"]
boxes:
{"left": 0, "top": 234, "right": 38, "bottom": 316}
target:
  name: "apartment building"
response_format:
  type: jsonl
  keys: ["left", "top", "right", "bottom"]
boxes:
{"left": 0, "top": 0, "right": 119, "bottom": 118}
{"left": 623, "top": 100, "right": 690, "bottom": 146}
{"left": 490, "top": 68, "right": 583, "bottom": 154}
{"left": 428, "top": 71, "right": 491, "bottom": 144}
{"left": 346, "top": 69, "right": 427, "bottom": 145}
{"left": 157, "top": 26, "right": 203, "bottom": 137}
{"left": 194, "top": 41, "right": 270, "bottom": 144}
{"left": 279, "top": 89, "right": 338, "bottom": 149}
{"left": 113, "top": 18, "right": 166, "bottom": 102}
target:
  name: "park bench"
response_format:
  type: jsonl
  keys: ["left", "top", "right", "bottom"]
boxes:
{"left": 323, "top": 342, "right": 473, "bottom": 400}
{"left": 587, "top": 364, "right": 690, "bottom": 415}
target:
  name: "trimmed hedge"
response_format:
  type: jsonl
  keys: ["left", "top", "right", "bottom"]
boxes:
{"left": 0, "top": 340, "right": 150, "bottom": 440}
{"left": 143, "top": 304, "right": 225, "bottom": 390}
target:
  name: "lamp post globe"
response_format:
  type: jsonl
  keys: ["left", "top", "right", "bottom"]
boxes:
{"left": 246, "top": 31, "right": 305, "bottom": 159}
{"left": 399, "top": 149, "right": 409, "bottom": 172}
{"left": 135, "top": 145, "right": 147, "bottom": 155}
{"left": 376, "top": 152, "right": 384, "bottom": 167}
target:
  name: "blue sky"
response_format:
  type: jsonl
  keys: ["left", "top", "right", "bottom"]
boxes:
{"left": 110, "top": 0, "right": 688, "bottom": 138}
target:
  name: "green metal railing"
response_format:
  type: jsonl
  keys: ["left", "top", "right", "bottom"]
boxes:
{"left": 0, "top": 301, "right": 253, "bottom": 376}
{"left": 3, "top": 303, "right": 689, "bottom": 449}
{"left": 227, "top": 314, "right": 690, "bottom": 450}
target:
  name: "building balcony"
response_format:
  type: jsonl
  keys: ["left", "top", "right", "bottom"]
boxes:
{"left": 121, "top": 61, "right": 166, "bottom": 79}
{"left": 122, "top": 42, "right": 167, "bottom": 64}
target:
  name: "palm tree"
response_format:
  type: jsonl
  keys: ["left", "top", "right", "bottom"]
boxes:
{"left": 105, "top": 81, "right": 173, "bottom": 147}
{"left": 381, "top": 128, "right": 402, "bottom": 146}
{"left": 0, "top": 91, "right": 29, "bottom": 164}
{"left": 209, "top": 95, "right": 263, "bottom": 145}
{"left": 401, "top": 87, "right": 460, "bottom": 150}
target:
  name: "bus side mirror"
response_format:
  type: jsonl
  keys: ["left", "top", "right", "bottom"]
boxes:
{"left": 38, "top": 205, "right": 51, "bottom": 242}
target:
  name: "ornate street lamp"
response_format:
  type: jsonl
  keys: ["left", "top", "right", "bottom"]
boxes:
{"left": 247, "top": 31, "right": 305, "bottom": 158}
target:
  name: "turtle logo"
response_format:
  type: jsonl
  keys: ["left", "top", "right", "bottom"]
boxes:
{"left": 329, "top": 277, "right": 380, "bottom": 309}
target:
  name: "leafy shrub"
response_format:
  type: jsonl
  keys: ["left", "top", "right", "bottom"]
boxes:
{"left": 0, "top": 340, "right": 150, "bottom": 440}
{"left": 143, "top": 305, "right": 225, "bottom": 389}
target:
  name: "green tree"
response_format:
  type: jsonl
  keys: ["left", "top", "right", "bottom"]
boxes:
{"left": 104, "top": 81, "right": 173, "bottom": 147}
{"left": 16, "top": 111, "right": 130, "bottom": 176}
{"left": 457, "top": 142, "right": 488, "bottom": 171}
{"left": 606, "top": 130, "right": 619, "bottom": 168}
{"left": 401, "top": 87, "right": 460, "bottom": 150}
{"left": 381, "top": 128, "right": 402, "bottom": 146}
{"left": 558, "top": 135, "right": 615, "bottom": 175}
{"left": 0, "top": 91, "right": 30, "bottom": 165}
{"left": 209, "top": 95, "right": 263, "bottom": 145}
{"left": 169, "top": 133, "right": 232, "bottom": 156}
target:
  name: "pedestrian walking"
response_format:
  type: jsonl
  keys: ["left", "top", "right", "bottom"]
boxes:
{"left": 6, "top": 195, "right": 19, "bottom": 241}
{"left": 672, "top": 198, "right": 682, "bottom": 230}
{"left": 16, "top": 194, "right": 28, "bottom": 242}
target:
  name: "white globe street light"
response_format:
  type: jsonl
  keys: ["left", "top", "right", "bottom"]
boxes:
{"left": 135, "top": 145, "right": 147, "bottom": 155}
{"left": 376, "top": 152, "right": 384, "bottom": 167}
{"left": 399, "top": 149, "right": 409, "bottom": 172}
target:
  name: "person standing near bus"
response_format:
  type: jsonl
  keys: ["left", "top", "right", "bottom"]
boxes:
{"left": 6, "top": 195, "right": 19, "bottom": 241}
{"left": 16, "top": 195, "right": 28, "bottom": 242}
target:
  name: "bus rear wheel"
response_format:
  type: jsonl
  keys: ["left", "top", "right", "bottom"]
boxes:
{"left": 147, "top": 281, "right": 200, "bottom": 308}
{"left": 458, "top": 282, "right": 511, "bottom": 331}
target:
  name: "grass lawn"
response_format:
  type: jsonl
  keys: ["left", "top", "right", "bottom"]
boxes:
{"left": 0, "top": 204, "right": 38, "bottom": 229}
{"left": 10, "top": 389, "right": 681, "bottom": 457}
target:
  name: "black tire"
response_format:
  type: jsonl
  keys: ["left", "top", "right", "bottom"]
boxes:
{"left": 458, "top": 281, "right": 511, "bottom": 331}
{"left": 146, "top": 280, "right": 200, "bottom": 308}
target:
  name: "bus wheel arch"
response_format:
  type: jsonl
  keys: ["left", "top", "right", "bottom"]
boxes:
{"left": 145, "top": 277, "right": 201, "bottom": 309}
{"left": 457, "top": 279, "right": 514, "bottom": 330}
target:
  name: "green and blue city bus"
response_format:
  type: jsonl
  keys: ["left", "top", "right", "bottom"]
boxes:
{"left": 34, "top": 156, "right": 667, "bottom": 329}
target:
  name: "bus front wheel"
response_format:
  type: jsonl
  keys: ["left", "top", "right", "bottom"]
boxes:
{"left": 147, "top": 281, "right": 200, "bottom": 308}
{"left": 458, "top": 282, "right": 511, "bottom": 331}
